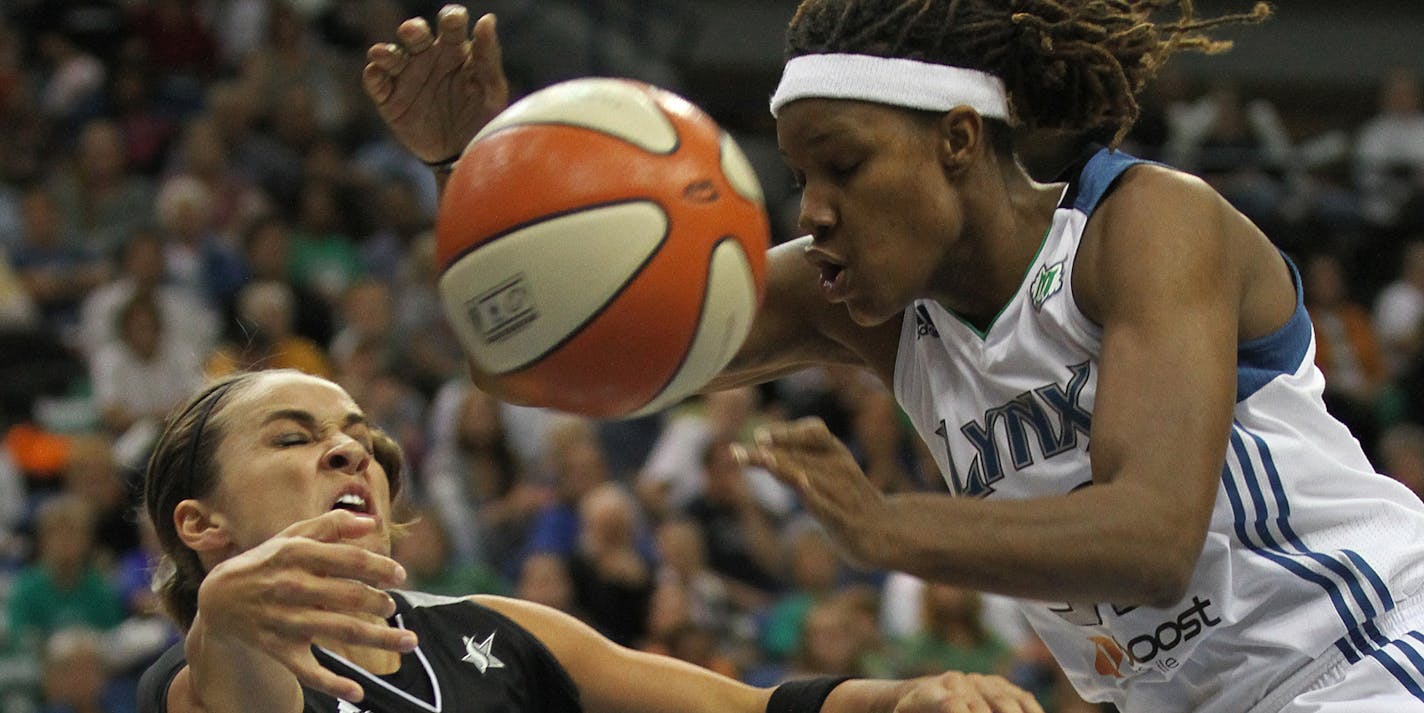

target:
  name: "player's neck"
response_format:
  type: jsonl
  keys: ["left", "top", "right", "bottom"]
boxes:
{"left": 934, "top": 176, "right": 1060, "bottom": 326}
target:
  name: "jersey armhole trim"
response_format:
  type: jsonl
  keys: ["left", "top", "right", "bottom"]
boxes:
{"left": 1236, "top": 252, "right": 1311, "bottom": 402}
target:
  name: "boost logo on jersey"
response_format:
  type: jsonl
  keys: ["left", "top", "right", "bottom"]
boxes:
{"left": 1090, "top": 596, "right": 1222, "bottom": 678}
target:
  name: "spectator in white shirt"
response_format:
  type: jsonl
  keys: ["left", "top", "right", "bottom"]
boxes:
{"left": 77, "top": 229, "right": 217, "bottom": 360}
{"left": 88, "top": 290, "right": 204, "bottom": 440}
{"left": 1374, "top": 240, "right": 1424, "bottom": 379}
{"left": 1355, "top": 67, "right": 1424, "bottom": 229}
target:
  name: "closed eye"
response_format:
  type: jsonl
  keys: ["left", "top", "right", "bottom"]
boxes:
{"left": 275, "top": 432, "right": 311, "bottom": 447}
{"left": 830, "top": 159, "right": 861, "bottom": 182}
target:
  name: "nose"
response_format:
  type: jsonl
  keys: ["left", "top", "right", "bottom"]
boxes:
{"left": 322, "top": 435, "right": 371, "bottom": 475}
{"left": 797, "top": 183, "right": 836, "bottom": 239}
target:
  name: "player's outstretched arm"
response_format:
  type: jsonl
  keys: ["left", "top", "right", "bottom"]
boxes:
{"left": 362, "top": 4, "right": 521, "bottom": 401}
{"left": 477, "top": 595, "right": 1042, "bottom": 713}
{"left": 165, "top": 511, "right": 413, "bottom": 713}
{"left": 363, "top": 4, "right": 509, "bottom": 168}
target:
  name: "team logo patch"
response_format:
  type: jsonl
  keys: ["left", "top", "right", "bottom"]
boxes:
{"left": 462, "top": 632, "right": 506, "bottom": 674}
{"left": 1030, "top": 261, "right": 1064, "bottom": 311}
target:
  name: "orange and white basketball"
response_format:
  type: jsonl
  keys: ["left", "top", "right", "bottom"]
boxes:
{"left": 436, "top": 78, "right": 770, "bottom": 418}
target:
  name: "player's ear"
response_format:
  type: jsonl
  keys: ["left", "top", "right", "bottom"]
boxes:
{"left": 936, "top": 106, "right": 985, "bottom": 175}
{"left": 174, "top": 499, "right": 232, "bottom": 554}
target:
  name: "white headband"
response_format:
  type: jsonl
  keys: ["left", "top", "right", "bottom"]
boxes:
{"left": 769, "top": 53, "right": 1010, "bottom": 120}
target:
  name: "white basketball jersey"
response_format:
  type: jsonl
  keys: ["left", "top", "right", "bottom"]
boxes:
{"left": 893, "top": 149, "right": 1424, "bottom": 712}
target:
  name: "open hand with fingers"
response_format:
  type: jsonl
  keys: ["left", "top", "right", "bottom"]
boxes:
{"left": 190, "top": 510, "right": 413, "bottom": 703}
{"left": 362, "top": 4, "right": 509, "bottom": 166}
{"left": 737, "top": 417, "right": 894, "bottom": 565}
{"left": 893, "top": 671, "right": 1046, "bottom": 713}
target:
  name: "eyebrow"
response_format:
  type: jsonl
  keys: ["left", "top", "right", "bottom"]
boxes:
{"left": 779, "top": 129, "right": 836, "bottom": 159}
{"left": 261, "top": 409, "right": 367, "bottom": 430}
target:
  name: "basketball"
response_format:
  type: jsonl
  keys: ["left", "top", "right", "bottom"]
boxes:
{"left": 435, "top": 78, "right": 770, "bottom": 418}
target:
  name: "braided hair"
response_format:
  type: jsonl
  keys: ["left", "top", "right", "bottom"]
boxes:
{"left": 784, "top": 0, "right": 1270, "bottom": 146}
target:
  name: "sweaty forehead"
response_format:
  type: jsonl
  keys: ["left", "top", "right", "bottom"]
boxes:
{"left": 777, "top": 98, "right": 928, "bottom": 151}
{"left": 223, "top": 372, "right": 362, "bottom": 428}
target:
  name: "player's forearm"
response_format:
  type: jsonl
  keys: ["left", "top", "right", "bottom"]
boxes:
{"left": 185, "top": 616, "right": 304, "bottom": 713}
{"left": 861, "top": 484, "right": 1204, "bottom": 608}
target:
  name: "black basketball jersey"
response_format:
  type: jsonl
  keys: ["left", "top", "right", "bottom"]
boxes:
{"left": 137, "top": 591, "right": 583, "bottom": 713}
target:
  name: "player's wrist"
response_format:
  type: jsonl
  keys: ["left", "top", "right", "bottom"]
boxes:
{"left": 767, "top": 676, "right": 854, "bottom": 713}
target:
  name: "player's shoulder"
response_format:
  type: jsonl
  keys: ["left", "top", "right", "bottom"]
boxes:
{"left": 1082, "top": 159, "right": 1238, "bottom": 263}
{"left": 393, "top": 590, "right": 517, "bottom": 629}
{"left": 393, "top": 589, "right": 478, "bottom": 610}
{"left": 464, "top": 593, "right": 549, "bottom": 623}
{"left": 1072, "top": 156, "right": 1252, "bottom": 318}
{"left": 1096, "top": 160, "right": 1225, "bottom": 225}
{"left": 397, "top": 592, "right": 545, "bottom": 641}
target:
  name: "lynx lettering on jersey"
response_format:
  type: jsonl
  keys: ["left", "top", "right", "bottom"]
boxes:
{"left": 934, "top": 362, "right": 1094, "bottom": 497}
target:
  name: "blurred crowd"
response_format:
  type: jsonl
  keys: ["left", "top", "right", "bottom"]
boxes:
{"left": 0, "top": 2, "right": 1421, "bottom": 713}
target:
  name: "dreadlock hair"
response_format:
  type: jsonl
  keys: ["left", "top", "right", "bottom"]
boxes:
{"left": 785, "top": 0, "right": 1271, "bottom": 146}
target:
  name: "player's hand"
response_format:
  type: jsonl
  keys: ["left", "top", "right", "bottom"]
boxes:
{"left": 192, "top": 510, "right": 414, "bottom": 702}
{"left": 362, "top": 4, "right": 509, "bottom": 165}
{"left": 893, "top": 671, "right": 1045, "bottom": 713}
{"left": 736, "top": 417, "right": 891, "bottom": 565}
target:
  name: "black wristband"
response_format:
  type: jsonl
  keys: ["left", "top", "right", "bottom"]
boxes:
{"left": 424, "top": 152, "right": 462, "bottom": 174}
{"left": 767, "top": 676, "right": 853, "bottom": 713}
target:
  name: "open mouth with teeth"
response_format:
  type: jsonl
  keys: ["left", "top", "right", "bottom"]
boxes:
{"left": 804, "top": 249, "right": 849, "bottom": 299}
{"left": 331, "top": 492, "right": 372, "bottom": 515}
{"left": 812, "top": 259, "right": 849, "bottom": 301}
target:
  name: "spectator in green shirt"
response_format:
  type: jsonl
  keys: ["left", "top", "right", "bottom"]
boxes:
{"left": 6, "top": 494, "right": 126, "bottom": 651}
{"left": 888, "top": 583, "right": 1013, "bottom": 678}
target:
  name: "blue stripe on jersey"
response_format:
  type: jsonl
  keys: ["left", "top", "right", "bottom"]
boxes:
{"left": 1221, "top": 424, "right": 1393, "bottom": 649}
{"left": 1344, "top": 549, "right": 1396, "bottom": 614}
{"left": 1398, "top": 635, "right": 1424, "bottom": 699}
{"left": 1336, "top": 636, "right": 1361, "bottom": 664}
{"left": 1336, "top": 631, "right": 1424, "bottom": 702}
{"left": 1231, "top": 430, "right": 1380, "bottom": 621}
{"left": 1236, "top": 255, "right": 1312, "bottom": 402}
{"left": 1242, "top": 427, "right": 1394, "bottom": 612}
{"left": 1071, "top": 149, "right": 1148, "bottom": 216}
{"left": 1364, "top": 631, "right": 1424, "bottom": 702}
{"left": 1367, "top": 648, "right": 1424, "bottom": 701}
{"left": 1220, "top": 448, "right": 1364, "bottom": 639}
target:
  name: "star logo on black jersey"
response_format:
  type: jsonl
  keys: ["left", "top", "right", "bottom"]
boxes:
{"left": 462, "top": 632, "right": 505, "bottom": 674}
